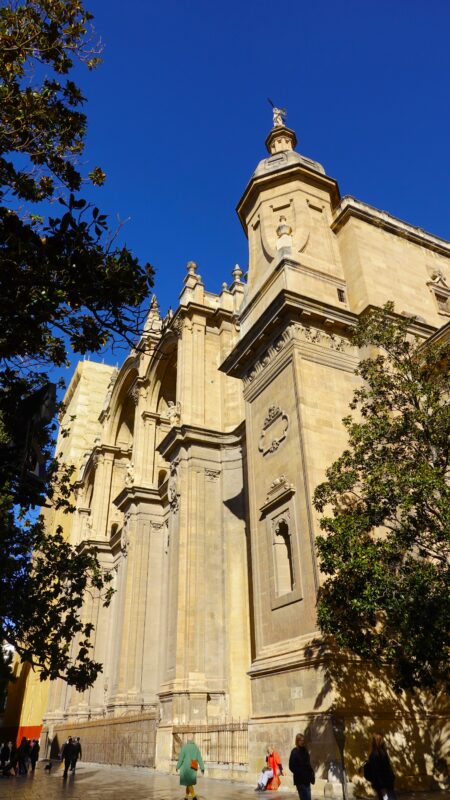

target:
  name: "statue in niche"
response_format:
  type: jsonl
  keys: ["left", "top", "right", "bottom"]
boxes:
{"left": 125, "top": 461, "right": 135, "bottom": 487}
{"left": 167, "top": 400, "right": 181, "bottom": 426}
{"left": 276, "top": 215, "right": 293, "bottom": 255}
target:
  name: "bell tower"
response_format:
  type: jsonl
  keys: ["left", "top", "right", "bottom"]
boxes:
{"left": 222, "top": 111, "right": 359, "bottom": 779}
{"left": 236, "top": 110, "right": 347, "bottom": 337}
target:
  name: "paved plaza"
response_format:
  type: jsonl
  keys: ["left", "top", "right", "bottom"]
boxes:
{"left": 0, "top": 764, "right": 449, "bottom": 800}
{"left": 0, "top": 764, "right": 291, "bottom": 800}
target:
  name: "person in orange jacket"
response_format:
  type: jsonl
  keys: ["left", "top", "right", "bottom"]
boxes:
{"left": 255, "top": 746, "right": 284, "bottom": 791}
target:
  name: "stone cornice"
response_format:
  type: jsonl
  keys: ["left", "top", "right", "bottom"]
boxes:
{"left": 332, "top": 196, "right": 450, "bottom": 257}
{"left": 113, "top": 484, "right": 161, "bottom": 512}
{"left": 238, "top": 257, "right": 347, "bottom": 331}
{"left": 247, "top": 633, "right": 329, "bottom": 677}
{"left": 237, "top": 163, "right": 340, "bottom": 232}
{"left": 169, "top": 302, "right": 239, "bottom": 335}
{"left": 220, "top": 286, "right": 357, "bottom": 379}
{"left": 221, "top": 288, "right": 438, "bottom": 381}
{"left": 359, "top": 304, "right": 436, "bottom": 338}
{"left": 425, "top": 320, "right": 450, "bottom": 346}
{"left": 78, "top": 443, "right": 131, "bottom": 483}
{"left": 96, "top": 443, "right": 131, "bottom": 457}
{"left": 260, "top": 476, "right": 295, "bottom": 516}
{"left": 158, "top": 423, "right": 243, "bottom": 461}
{"left": 76, "top": 537, "right": 111, "bottom": 556}
{"left": 142, "top": 410, "right": 163, "bottom": 423}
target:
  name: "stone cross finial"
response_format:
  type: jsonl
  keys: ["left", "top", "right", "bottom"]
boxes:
{"left": 143, "top": 293, "right": 161, "bottom": 333}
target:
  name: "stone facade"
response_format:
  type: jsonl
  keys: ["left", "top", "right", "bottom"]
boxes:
{"left": 40, "top": 124, "right": 449, "bottom": 793}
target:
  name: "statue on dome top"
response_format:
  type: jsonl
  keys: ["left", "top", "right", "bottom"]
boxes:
{"left": 268, "top": 98, "right": 287, "bottom": 127}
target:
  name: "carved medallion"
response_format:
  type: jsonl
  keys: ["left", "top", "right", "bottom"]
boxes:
{"left": 258, "top": 405, "right": 289, "bottom": 455}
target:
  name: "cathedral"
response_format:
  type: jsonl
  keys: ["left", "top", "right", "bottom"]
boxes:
{"left": 9, "top": 116, "right": 450, "bottom": 795}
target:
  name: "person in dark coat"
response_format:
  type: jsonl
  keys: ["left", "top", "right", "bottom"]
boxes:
{"left": 17, "top": 737, "right": 30, "bottom": 775}
{"left": 0, "top": 742, "right": 10, "bottom": 768}
{"left": 289, "top": 733, "right": 315, "bottom": 800}
{"left": 30, "top": 739, "right": 40, "bottom": 772}
{"left": 70, "top": 737, "right": 82, "bottom": 772}
{"left": 61, "top": 737, "right": 76, "bottom": 778}
{"left": 9, "top": 743, "right": 18, "bottom": 775}
{"left": 365, "top": 733, "right": 396, "bottom": 800}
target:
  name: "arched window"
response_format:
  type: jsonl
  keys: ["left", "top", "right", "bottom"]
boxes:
{"left": 114, "top": 397, "right": 135, "bottom": 449}
{"left": 158, "top": 469, "right": 168, "bottom": 488}
{"left": 273, "top": 518, "right": 294, "bottom": 596}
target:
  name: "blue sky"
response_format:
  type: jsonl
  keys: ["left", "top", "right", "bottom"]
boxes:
{"left": 68, "top": 0, "right": 450, "bottom": 368}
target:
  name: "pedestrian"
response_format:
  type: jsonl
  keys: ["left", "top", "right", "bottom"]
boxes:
{"left": 30, "top": 739, "right": 40, "bottom": 772}
{"left": 17, "top": 736, "right": 30, "bottom": 775}
{"left": 9, "top": 742, "right": 18, "bottom": 775}
{"left": 364, "top": 733, "right": 396, "bottom": 800}
{"left": 61, "top": 737, "right": 76, "bottom": 778}
{"left": 0, "top": 741, "right": 10, "bottom": 768}
{"left": 176, "top": 734, "right": 205, "bottom": 800}
{"left": 70, "top": 737, "right": 82, "bottom": 772}
{"left": 289, "top": 733, "right": 315, "bottom": 800}
{"left": 255, "top": 745, "right": 284, "bottom": 791}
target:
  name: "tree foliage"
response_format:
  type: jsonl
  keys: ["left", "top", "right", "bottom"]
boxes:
{"left": 0, "top": 1, "right": 153, "bottom": 689}
{"left": 314, "top": 304, "right": 450, "bottom": 694}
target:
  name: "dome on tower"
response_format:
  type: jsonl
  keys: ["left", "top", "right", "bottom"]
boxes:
{"left": 252, "top": 147, "right": 325, "bottom": 180}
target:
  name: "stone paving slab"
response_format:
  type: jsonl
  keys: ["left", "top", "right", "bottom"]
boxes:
{"left": 0, "top": 763, "right": 448, "bottom": 800}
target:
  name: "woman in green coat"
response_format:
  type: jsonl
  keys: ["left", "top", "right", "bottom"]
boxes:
{"left": 176, "top": 735, "right": 205, "bottom": 800}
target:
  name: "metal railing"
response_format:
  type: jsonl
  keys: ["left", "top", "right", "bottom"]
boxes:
{"left": 172, "top": 721, "right": 248, "bottom": 766}
{"left": 48, "top": 712, "right": 157, "bottom": 768}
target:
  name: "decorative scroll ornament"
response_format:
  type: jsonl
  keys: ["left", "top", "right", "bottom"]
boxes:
{"left": 258, "top": 405, "right": 289, "bottom": 455}
{"left": 205, "top": 468, "right": 220, "bottom": 481}
{"left": 266, "top": 475, "right": 294, "bottom": 503}
{"left": 128, "top": 382, "right": 140, "bottom": 406}
{"left": 260, "top": 475, "right": 296, "bottom": 516}
{"left": 429, "top": 268, "right": 449, "bottom": 288}
{"left": 244, "top": 322, "right": 348, "bottom": 386}
{"left": 168, "top": 457, "right": 180, "bottom": 514}
{"left": 121, "top": 511, "right": 131, "bottom": 556}
{"left": 164, "top": 520, "right": 170, "bottom": 554}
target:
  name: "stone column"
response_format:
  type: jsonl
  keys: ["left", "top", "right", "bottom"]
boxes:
{"left": 134, "top": 411, "right": 158, "bottom": 486}
{"left": 106, "top": 552, "right": 128, "bottom": 708}
{"left": 176, "top": 313, "right": 206, "bottom": 427}
{"left": 112, "top": 504, "right": 165, "bottom": 711}
{"left": 90, "top": 450, "right": 115, "bottom": 539}
{"left": 160, "top": 439, "right": 250, "bottom": 724}
{"left": 85, "top": 547, "right": 114, "bottom": 714}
